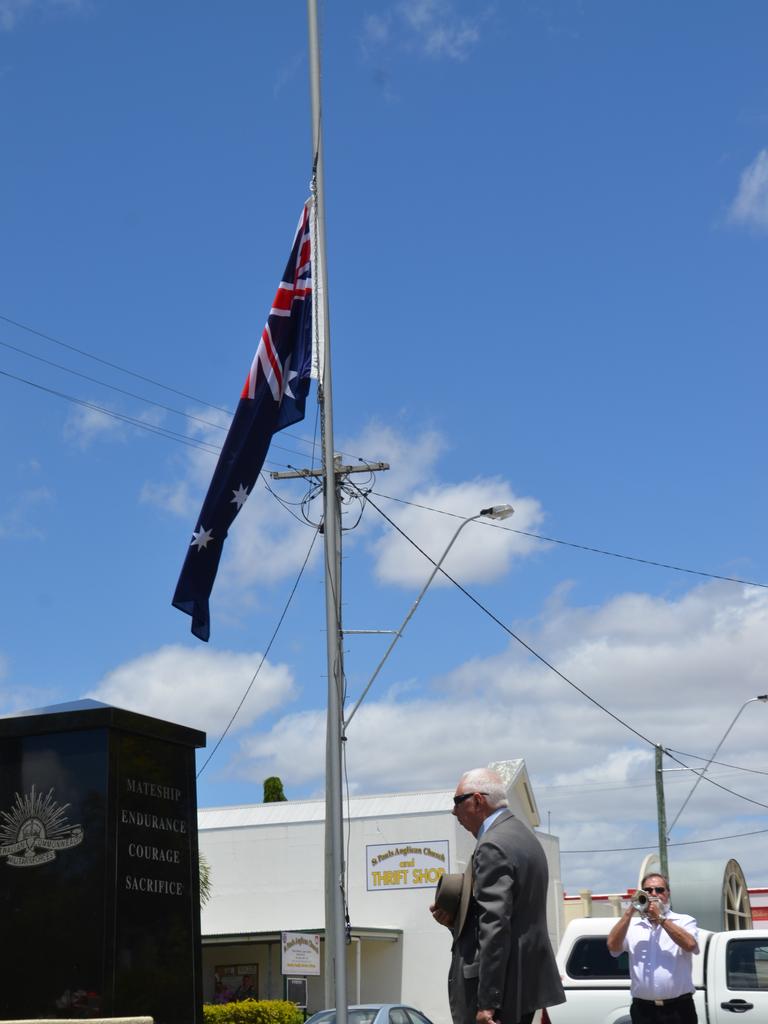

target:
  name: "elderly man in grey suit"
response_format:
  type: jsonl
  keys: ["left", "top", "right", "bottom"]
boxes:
{"left": 431, "top": 768, "right": 565, "bottom": 1024}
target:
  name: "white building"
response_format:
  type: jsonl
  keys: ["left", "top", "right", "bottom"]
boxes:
{"left": 198, "top": 760, "right": 564, "bottom": 1024}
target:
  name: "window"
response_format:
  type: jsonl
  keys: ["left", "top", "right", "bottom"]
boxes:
{"left": 726, "top": 940, "right": 768, "bottom": 991}
{"left": 348, "top": 1013, "right": 378, "bottom": 1024}
{"left": 565, "top": 938, "right": 630, "bottom": 980}
{"left": 389, "top": 1010, "right": 411, "bottom": 1024}
{"left": 406, "top": 1011, "right": 435, "bottom": 1024}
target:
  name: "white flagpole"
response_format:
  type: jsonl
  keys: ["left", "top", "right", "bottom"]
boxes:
{"left": 307, "top": 1, "right": 348, "bottom": 1019}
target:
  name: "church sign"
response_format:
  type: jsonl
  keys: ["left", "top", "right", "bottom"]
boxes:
{"left": 366, "top": 840, "right": 449, "bottom": 891}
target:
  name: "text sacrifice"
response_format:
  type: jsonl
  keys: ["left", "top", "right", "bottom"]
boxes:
{"left": 125, "top": 875, "right": 184, "bottom": 895}
{"left": 120, "top": 777, "right": 188, "bottom": 898}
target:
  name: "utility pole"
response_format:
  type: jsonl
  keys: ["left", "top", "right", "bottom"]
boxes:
{"left": 655, "top": 744, "right": 669, "bottom": 884}
{"left": 271, "top": 458, "right": 387, "bottom": 1010}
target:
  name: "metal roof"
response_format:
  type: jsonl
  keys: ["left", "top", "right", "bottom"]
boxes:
{"left": 198, "top": 759, "right": 531, "bottom": 830}
{"left": 202, "top": 926, "right": 402, "bottom": 944}
{"left": 198, "top": 788, "right": 456, "bottom": 831}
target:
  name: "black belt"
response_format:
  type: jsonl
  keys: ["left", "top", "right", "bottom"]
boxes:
{"left": 632, "top": 993, "right": 693, "bottom": 1008}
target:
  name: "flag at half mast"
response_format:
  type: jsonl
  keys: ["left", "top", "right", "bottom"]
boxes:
{"left": 173, "top": 200, "right": 315, "bottom": 641}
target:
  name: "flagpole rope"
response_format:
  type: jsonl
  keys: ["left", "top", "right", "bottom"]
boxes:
{"left": 196, "top": 525, "right": 320, "bottom": 778}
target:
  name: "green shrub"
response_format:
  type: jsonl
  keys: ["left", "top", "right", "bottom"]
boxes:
{"left": 204, "top": 998, "right": 304, "bottom": 1024}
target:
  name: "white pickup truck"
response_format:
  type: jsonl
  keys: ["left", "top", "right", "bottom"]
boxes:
{"left": 542, "top": 917, "right": 768, "bottom": 1024}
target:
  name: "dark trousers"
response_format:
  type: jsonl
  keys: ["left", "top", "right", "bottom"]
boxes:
{"left": 630, "top": 994, "right": 697, "bottom": 1024}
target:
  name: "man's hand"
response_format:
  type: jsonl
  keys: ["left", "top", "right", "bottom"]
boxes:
{"left": 429, "top": 902, "right": 454, "bottom": 929}
{"left": 476, "top": 1010, "right": 496, "bottom": 1024}
{"left": 646, "top": 900, "right": 665, "bottom": 925}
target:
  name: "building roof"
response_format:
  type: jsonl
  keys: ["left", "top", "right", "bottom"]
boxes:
{"left": 198, "top": 789, "right": 454, "bottom": 831}
{"left": 198, "top": 759, "right": 540, "bottom": 830}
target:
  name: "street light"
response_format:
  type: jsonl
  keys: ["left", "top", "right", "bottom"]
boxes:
{"left": 667, "top": 694, "right": 768, "bottom": 834}
{"left": 344, "top": 504, "right": 515, "bottom": 728}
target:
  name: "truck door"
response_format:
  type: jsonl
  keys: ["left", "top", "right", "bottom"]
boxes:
{"left": 710, "top": 935, "right": 768, "bottom": 1023}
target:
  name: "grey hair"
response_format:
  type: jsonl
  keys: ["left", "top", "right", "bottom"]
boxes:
{"left": 460, "top": 768, "right": 508, "bottom": 809}
{"left": 641, "top": 872, "right": 670, "bottom": 891}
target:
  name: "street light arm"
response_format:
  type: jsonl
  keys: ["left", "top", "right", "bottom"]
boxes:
{"left": 343, "top": 512, "right": 482, "bottom": 729}
{"left": 667, "top": 695, "right": 767, "bottom": 834}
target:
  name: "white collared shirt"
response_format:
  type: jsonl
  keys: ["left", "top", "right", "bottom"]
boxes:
{"left": 477, "top": 807, "right": 506, "bottom": 838}
{"left": 620, "top": 911, "right": 699, "bottom": 1000}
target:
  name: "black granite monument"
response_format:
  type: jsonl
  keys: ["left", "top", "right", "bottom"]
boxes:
{"left": 0, "top": 699, "right": 206, "bottom": 1023}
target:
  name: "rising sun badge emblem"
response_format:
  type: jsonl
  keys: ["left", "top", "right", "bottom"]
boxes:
{"left": 0, "top": 785, "right": 84, "bottom": 867}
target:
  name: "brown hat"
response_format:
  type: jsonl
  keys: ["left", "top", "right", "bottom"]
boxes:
{"left": 434, "top": 867, "right": 472, "bottom": 938}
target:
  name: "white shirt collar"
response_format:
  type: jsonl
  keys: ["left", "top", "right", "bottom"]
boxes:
{"left": 477, "top": 807, "right": 506, "bottom": 838}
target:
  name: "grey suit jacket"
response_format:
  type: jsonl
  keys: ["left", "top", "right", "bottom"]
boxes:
{"left": 448, "top": 811, "right": 565, "bottom": 1024}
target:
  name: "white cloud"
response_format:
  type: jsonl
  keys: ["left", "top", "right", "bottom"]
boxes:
{"left": 370, "top": 478, "right": 544, "bottom": 587}
{"left": 341, "top": 420, "right": 446, "bottom": 496}
{"left": 146, "top": 420, "right": 544, "bottom": 624}
{"left": 0, "top": 0, "right": 33, "bottom": 30}
{"left": 0, "top": 485, "right": 53, "bottom": 540}
{"left": 232, "top": 580, "right": 768, "bottom": 891}
{"left": 140, "top": 407, "right": 227, "bottom": 516}
{"left": 140, "top": 478, "right": 199, "bottom": 519}
{"left": 335, "top": 422, "right": 546, "bottom": 587}
{"left": 87, "top": 644, "right": 296, "bottom": 735}
{"left": 143, "top": 407, "right": 326, "bottom": 615}
{"left": 361, "top": 1, "right": 484, "bottom": 62}
{"left": 63, "top": 403, "right": 128, "bottom": 448}
{"left": 550, "top": 748, "right": 651, "bottom": 788}
{"left": 273, "top": 50, "right": 304, "bottom": 98}
{"left": 362, "top": 13, "right": 391, "bottom": 48}
{"left": 728, "top": 148, "right": 768, "bottom": 231}
{"left": 0, "top": 0, "right": 81, "bottom": 32}
{"left": 399, "top": 0, "right": 480, "bottom": 60}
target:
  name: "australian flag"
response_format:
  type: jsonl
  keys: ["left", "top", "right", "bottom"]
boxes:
{"left": 172, "top": 201, "right": 314, "bottom": 641}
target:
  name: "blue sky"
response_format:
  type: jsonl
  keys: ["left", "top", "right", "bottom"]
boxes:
{"left": 1, "top": 0, "right": 767, "bottom": 896}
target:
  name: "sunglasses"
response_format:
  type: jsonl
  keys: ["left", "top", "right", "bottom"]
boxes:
{"left": 643, "top": 886, "right": 668, "bottom": 895}
{"left": 453, "top": 791, "right": 487, "bottom": 806}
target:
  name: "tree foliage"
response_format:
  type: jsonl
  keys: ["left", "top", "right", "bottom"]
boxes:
{"left": 204, "top": 1000, "right": 303, "bottom": 1024}
{"left": 263, "top": 776, "right": 287, "bottom": 802}
{"left": 200, "top": 850, "right": 212, "bottom": 906}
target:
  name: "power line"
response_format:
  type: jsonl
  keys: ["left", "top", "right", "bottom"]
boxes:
{"left": 355, "top": 486, "right": 768, "bottom": 820}
{"left": 369, "top": 490, "right": 768, "bottom": 591}
{"left": 196, "top": 525, "right": 320, "bottom": 778}
{"left": 662, "top": 748, "right": 768, "bottom": 812}
{"left": 665, "top": 749, "right": 768, "bottom": 776}
{"left": 0, "top": 335, "right": 231, "bottom": 433}
{"left": 0, "top": 311, "right": 233, "bottom": 413}
{"left": 0, "top": 367, "right": 223, "bottom": 454}
{"left": 0, "top": 311, "right": 355, "bottom": 463}
{"left": 354, "top": 485, "right": 656, "bottom": 749}
{"left": 537, "top": 769, "right": 750, "bottom": 795}
{"left": 0, "top": 366, "right": 310, "bottom": 473}
{"left": 4, "top": 313, "right": 766, "bottom": 593}
{"left": 0, "top": 339, "right": 323, "bottom": 464}
{"left": 561, "top": 825, "right": 768, "bottom": 854}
